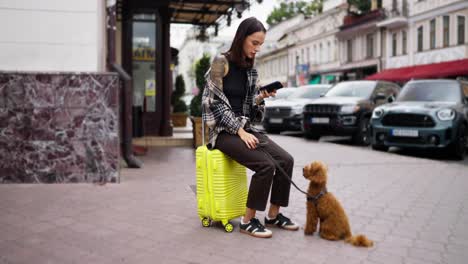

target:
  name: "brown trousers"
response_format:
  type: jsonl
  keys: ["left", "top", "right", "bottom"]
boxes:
{"left": 215, "top": 130, "right": 294, "bottom": 211}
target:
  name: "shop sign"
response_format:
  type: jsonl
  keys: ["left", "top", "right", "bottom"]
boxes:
{"left": 133, "top": 47, "right": 155, "bottom": 61}
{"left": 296, "top": 64, "right": 310, "bottom": 86}
{"left": 145, "top": 80, "right": 156, "bottom": 96}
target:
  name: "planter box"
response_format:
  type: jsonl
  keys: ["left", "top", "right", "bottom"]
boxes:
{"left": 171, "top": 113, "right": 188, "bottom": 127}
{"left": 190, "top": 116, "right": 208, "bottom": 148}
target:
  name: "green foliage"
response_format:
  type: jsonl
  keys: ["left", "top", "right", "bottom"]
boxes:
{"left": 266, "top": 0, "right": 323, "bottom": 26}
{"left": 190, "top": 54, "right": 211, "bottom": 117}
{"left": 189, "top": 95, "right": 202, "bottom": 117}
{"left": 195, "top": 54, "right": 211, "bottom": 97}
{"left": 348, "top": 0, "right": 371, "bottom": 14}
{"left": 172, "top": 75, "right": 187, "bottom": 113}
{"left": 174, "top": 99, "right": 188, "bottom": 113}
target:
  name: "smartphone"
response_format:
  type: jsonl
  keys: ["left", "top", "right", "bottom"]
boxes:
{"left": 259, "top": 81, "right": 283, "bottom": 93}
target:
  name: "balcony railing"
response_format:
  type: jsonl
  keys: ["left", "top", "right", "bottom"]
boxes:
{"left": 340, "top": 9, "right": 386, "bottom": 30}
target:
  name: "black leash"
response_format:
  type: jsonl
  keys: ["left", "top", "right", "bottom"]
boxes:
{"left": 256, "top": 141, "right": 322, "bottom": 200}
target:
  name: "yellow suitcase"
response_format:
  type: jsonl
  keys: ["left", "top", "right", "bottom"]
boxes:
{"left": 196, "top": 145, "right": 248, "bottom": 232}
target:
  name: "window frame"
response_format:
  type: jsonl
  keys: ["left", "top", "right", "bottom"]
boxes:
{"left": 347, "top": 39, "right": 353, "bottom": 62}
{"left": 417, "top": 26, "right": 424, "bottom": 52}
{"left": 458, "top": 15, "right": 466, "bottom": 45}
{"left": 430, "top": 19, "right": 436, "bottom": 49}
{"left": 443, "top": 15, "right": 450, "bottom": 47}
{"left": 402, "top": 30, "right": 407, "bottom": 55}
{"left": 366, "top": 34, "right": 374, "bottom": 58}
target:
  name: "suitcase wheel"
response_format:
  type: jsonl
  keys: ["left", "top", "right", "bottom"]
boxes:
{"left": 224, "top": 222, "right": 234, "bottom": 233}
{"left": 201, "top": 217, "right": 211, "bottom": 227}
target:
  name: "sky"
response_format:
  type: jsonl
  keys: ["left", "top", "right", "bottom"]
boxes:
{"left": 170, "top": 0, "right": 279, "bottom": 49}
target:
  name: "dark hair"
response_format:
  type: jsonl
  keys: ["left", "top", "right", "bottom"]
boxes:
{"left": 224, "top": 17, "right": 266, "bottom": 68}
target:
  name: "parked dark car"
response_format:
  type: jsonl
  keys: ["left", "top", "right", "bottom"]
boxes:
{"left": 263, "top": 84, "right": 331, "bottom": 133}
{"left": 370, "top": 79, "right": 468, "bottom": 159}
{"left": 264, "top": 87, "right": 296, "bottom": 103}
{"left": 302, "top": 80, "right": 400, "bottom": 145}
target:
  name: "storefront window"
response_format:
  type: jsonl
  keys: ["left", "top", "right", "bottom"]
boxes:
{"left": 132, "top": 17, "right": 156, "bottom": 112}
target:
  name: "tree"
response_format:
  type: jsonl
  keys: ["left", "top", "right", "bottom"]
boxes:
{"left": 348, "top": 0, "right": 371, "bottom": 15}
{"left": 190, "top": 54, "right": 211, "bottom": 117}
{"left": 266, "top": 0, "right": 324, "bottom": 26}
{"left": 172, "top": 75, "right": 187, "bottom": 113}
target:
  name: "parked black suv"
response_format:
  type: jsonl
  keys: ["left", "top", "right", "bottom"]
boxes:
{"left": 263, "top": 84, "right": 331, "bottom": 133}
{"left": 302, "top": 80, "right": 400, "bottom": 145}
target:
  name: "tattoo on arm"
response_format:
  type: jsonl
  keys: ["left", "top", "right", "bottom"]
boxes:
{"left": 210, "top": 56, "right": 226, "bottom": 88}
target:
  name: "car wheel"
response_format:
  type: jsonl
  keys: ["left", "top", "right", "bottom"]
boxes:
{"left": 352, "top": 117, "right": 371, "bottom": 146}
{"left": 450, "top": 123, "right": 467, "bottom": 160}
{"left": 371, "top": 144, "right": 389, "bottom": 152}
{"left": 304, "top": 131, "right": 320, "bottom": 140}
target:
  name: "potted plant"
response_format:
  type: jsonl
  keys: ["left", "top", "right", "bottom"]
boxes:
{"left": 171, "top": 75, "right": 188, "bottom": 127}
{"left": 190, "top": 54, "right": 211, "bottom": 148}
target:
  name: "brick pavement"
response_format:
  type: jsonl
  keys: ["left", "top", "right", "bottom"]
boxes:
{"left": 1, "top": 135, "right": 468, "bottom": 264}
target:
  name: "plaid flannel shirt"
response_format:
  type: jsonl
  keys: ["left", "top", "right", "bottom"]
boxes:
{"left": 202, "top": 56, "right": 265, "bottom": 149}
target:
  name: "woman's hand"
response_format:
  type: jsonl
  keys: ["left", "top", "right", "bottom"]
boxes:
{"left": 259, "top": 89, "right": 277, "bottom": 99}
{"left": 238, "top": 128, "right": 259, "bottom": 149}
{"left": 256, "top": 89, "right": 277, "bottom": 104}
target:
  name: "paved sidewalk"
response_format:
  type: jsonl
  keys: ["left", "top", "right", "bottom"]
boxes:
{"left": 1, "top": 135, "right": 468, "bottom": 264}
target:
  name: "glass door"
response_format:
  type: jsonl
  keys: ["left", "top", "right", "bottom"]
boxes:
{"left": 132, "top": 14, "right": 156, "bottom": 136}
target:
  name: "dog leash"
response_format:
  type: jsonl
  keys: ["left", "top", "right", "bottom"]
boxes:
{"left": 256, "top": 141, "right": 323, "bottom": 200}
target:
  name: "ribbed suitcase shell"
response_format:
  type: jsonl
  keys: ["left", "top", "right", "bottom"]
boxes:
{"left": 196, "top": 145, "right": 247, "bottom": 231}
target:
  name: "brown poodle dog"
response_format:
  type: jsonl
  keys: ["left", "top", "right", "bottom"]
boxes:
{"left": 303, "top": 161, "right": 373, "bottom": 247}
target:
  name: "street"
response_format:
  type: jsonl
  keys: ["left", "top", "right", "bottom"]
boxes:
{"left": 1, "top": 133, "right": 468, "bottom": 264}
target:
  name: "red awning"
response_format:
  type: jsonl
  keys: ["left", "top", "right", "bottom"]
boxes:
{"left": 366, "top": 58, "right": 468, "bottom": 82}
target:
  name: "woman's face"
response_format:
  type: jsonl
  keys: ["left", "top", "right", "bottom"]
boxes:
{"left": 243, "top": 31, "right": 265, "bottom": 59}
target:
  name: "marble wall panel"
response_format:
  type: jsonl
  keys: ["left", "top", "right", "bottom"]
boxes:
{"left": 0, "top": 75, "right": 7, "bottom": 108}
{"left": 3, "top": 76, "right": 25, "bottom": 108}
{"left": 83, "top": 102, "right": 119, "bottom": 140}
{"left": 56, "top": 75, "right": 90, "bottom": 108}
{"left": 23, "top": 108, "right": 56, "bottom": 141}
{"left": 0, "top": 71, "right": 120, "bottom": 183}
{"left": 23, "top": 74, "right": 57, "bottom": 108}
{"left": 0, "top": 140, "right": 24, "bottom": 183}
{"left": 54, "top": 108, "right": 87, "bottom": 141}
{"left": 0, "top": 108, "right": 26, "bottom": 141}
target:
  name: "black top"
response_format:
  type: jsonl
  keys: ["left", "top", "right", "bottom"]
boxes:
{"left": 223, "top": 61, "right": 248, "bottom": 116}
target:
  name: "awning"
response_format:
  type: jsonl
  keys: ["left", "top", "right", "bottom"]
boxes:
{"left": 169, "top": 0, "right": 249, "bottom": 26}
{"left": 117, "top": 0, "right": 250, "bottom": 26}
{"left": 366, "top": 58, "right": 468, "bottom": 82}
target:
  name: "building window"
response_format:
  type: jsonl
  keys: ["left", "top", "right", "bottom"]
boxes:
{"left": 313, "top": 44, "right": 316, "bottom": 64}
{"left": 402, "top": 30, "right": 407, "bottom": 54}
{"left": 306, "top": 47, "right": 310, "bottom": 64}
{"left": 327, "top": 41, "right": 331, "bottom": 62}
{"left": 392, "top": 33, "right": 397, "bottom": 56}
{"left": 430, "top": 19, "right": 436, "bottom": 49}
{"left": 458, "top": 16, "right": 466, "bottom": 45}
{"left": 366, "top": 34, "right": 374, "bottom": 58}
{"left": 417, "top": 26, "right": 423, "bottom": 52}
{"left": 319, "top": 43, "right": 323, "bottom": 63}
{"left": 443, "top": 16, "right": 450, "bottom": 47}
{"left": 334, "top": 39, "right": 338, "bottom": 61}
{"left": 347, "top": 39, "right": 353, "bottom": 62}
